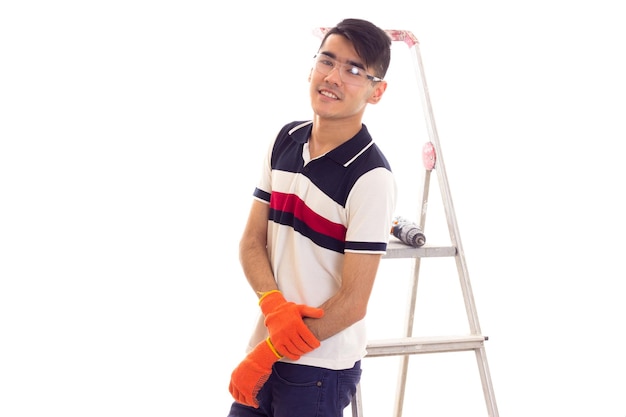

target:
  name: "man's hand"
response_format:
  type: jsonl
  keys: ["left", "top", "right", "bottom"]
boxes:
{"left": 259, "top": 290, "right": 324, "bottom": 360}
{"left": 229, "top": 338, "right": 282, "bottom": 408}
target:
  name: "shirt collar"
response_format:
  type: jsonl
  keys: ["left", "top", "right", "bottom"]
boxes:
{"left": 289, "top": 121, "right": 373, "bottom": 167}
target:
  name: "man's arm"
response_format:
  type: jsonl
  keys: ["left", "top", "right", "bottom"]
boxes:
{"left": 239, "top": 200, "right": 277, "bottom": 297}
{"left": 304, "top": 251, "right": 382, "bottom": 341}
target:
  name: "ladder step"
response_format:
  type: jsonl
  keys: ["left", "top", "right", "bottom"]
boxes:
{"left": 365, "top": 335, "right": 486, "bottom": 357}
{"left": 384, "top": 239, "right": 457, "bottom": 259}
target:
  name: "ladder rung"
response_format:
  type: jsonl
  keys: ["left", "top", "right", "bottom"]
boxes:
{"left": 365, "top": 335, "right": 486, "bottom": 357}
{"left": 384, "top": 239, "right": 457, "bottom": 259}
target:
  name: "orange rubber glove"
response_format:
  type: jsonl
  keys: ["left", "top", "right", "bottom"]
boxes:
{"left": 229, "top": 337, "right": 282, "bottom": 408}
{"left": 259, "top": 290, "right": 324, "bottom": 360}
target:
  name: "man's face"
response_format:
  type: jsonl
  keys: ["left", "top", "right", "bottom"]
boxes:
{"left": 309, "top": 34, "right": 386, "bottom": 122}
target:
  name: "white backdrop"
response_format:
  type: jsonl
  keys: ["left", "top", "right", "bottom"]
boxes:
{"left": 1, "top": 1, "right": 625, "bottom": 416}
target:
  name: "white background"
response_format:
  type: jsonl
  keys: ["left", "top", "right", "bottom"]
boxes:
{"left": 1, "top": 1, "right": 625, "bottom": 416}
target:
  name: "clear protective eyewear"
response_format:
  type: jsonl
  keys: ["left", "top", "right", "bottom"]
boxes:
{"left": 313, "top": 53, "right": 383, "bottom": 86}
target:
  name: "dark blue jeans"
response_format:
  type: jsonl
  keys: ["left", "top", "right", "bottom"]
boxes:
{"left": 227, "top": 360, "right": 362, "bottom": 417}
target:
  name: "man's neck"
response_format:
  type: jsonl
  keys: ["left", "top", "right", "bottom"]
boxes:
{"left": 308, "top": 117, "right": 362, "bottom": 159}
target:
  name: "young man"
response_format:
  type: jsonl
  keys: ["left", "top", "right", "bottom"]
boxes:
{"left": 227, "top": 18, "right": 396, "bottom": 417}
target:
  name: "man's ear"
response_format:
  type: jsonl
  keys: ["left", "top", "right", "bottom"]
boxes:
{"left": 308, "top": 68, "right": 313, "bottom": 82}
{"left": 368, "top": 80, "right": 388, "bottom": 104}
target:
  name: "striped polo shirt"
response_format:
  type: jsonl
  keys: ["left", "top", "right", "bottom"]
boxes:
{"left": 248, "top": 120, "right": 397, "bottom": 369}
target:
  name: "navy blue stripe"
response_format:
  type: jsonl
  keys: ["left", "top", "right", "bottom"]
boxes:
{"left": 253, "top": 188, "right": 271, "bottom": 203}
{"left": 345, "top": 241, "right": 387, "bottom": 252}
{"left": 270, "top": 208, "right": 345, "bottom": 254}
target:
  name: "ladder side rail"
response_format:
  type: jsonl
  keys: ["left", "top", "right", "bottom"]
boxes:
{"left": 392, "top": 258, "right": 420, "bottom": 417}
{"left": 351, "top": 383, "right": 364, "bottom": 417}
{"left": 392, "top": 165, "right": 432, "bottom": 417}
{"left": 475, "top": 348, "right": 500, "bottom": 417}
{"left": 418, "top": 166, "right": 432, "bottom": 231}
{"left": 409, "top": 42, "right": 483, "bottom": 335}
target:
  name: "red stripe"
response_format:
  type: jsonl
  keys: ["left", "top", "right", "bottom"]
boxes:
{"left": 270, "top": 192, "right": 346, "bottom": 241}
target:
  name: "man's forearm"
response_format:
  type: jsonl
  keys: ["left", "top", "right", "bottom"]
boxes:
{"left": 239, "top": 236, "right": 277, "bottom": 296}
{"left": 303, "top": 292, "right": 362, "bottom": 341}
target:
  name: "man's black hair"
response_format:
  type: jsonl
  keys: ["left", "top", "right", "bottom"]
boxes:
{"left": 319, "top": 18, "right": 392, "bottom": 79}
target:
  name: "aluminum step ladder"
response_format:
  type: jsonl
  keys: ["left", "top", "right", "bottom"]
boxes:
{"left": 314, "top": 28, "right": 499, "bottom": 417}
